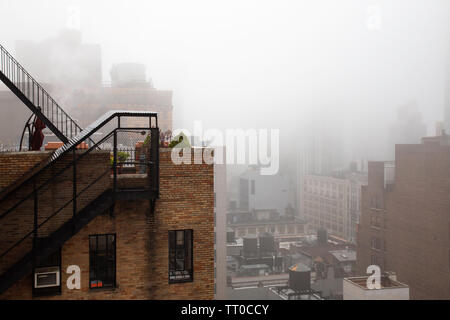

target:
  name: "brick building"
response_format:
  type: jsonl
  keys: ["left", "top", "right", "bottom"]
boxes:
{"left": 0, "top": 41, "right": 213, "bottom": 300}
{"left": 0, "top": 147, "right": 215, "bottom": 299}
{"left": 357, "top": 136, "right": 450, "bottom": 299}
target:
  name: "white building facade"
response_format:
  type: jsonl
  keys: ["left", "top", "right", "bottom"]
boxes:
{"left": 300, "top": 172, "right": 366, "bottom": 242}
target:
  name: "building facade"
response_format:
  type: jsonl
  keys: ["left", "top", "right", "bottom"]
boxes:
{"left": 300, "top": 172, "right": 367, "bottom": 242}
{"left": 357, "top": 137, "right": 450, "bottom": 299}
{"left": 229, "top": 217, "right": 307, "bottom": 241}
{"left": 239, "top": 168, "right": 290, "bottom": 217}
{"left": 0, "top": 149, "right": 215, "bottom": 299}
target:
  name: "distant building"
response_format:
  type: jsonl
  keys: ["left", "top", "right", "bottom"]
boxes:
{"left": 15, "top": 29, "right": 101, "bottom": 88}
{"left": 0, "top": 91, "right": 31, "bottom": 147}
{"left": 435, "top": 121, "right": 444, "bottom": 136}
{"left": 343, "top": 275, "right": 409, "bottom": 300}
{"left": 12, "top": 31, "right": 173, "bottom": 137}
{"left": 228, "top": 216, "right": 307, "bottom": 241}
{"left": 68, "top": 65, "right": 173, "bottom": 132}
{"left": 357, "top": 136, "right": 450, "bottom": 299}
{"left": 300, "top": 171, "right": 367, "bottom": 242}
{"left": 238, "top": 167, "right": 290, "bottom": 217}
{"left": 387, "top": 102, "right": 426, "bottom": 159}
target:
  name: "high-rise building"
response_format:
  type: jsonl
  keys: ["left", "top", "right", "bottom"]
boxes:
{"left": 15, "top": 29, "right": 102, "bottom": 89}
{"left": 387, "top": 102, "right": 426, "bottom": 159}
{"left": 357, "top": 136, "right": 450, "bottom": 299}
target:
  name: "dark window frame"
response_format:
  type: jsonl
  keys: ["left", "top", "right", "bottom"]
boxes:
{"left": 89, "top": 233, "right": 116, "bottom": 290}
{"left": 169, "top": 229, "right": 194, "bottom": 284}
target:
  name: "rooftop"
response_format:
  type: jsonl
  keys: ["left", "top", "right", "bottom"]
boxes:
{"left": 329, "top": 249, "right": 356, "bottom": 262}
{"left": 344, "top": 276, "right": 409, "bottom": 290}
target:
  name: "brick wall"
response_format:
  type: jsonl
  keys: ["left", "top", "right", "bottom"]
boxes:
{"left": 0, "top": 148, "right": 214, "bottom": 299}
{"left": 356, "top": 161, "right": 387, "bottom": 275}
{"left": 0, "top": 151, "right": 50, "bottom": 192}
{"left": 0, "top": 150, "right": 110, "bottom": 276}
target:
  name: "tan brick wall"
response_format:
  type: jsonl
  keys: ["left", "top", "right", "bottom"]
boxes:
{"left": 0, "top": 150, "right": 110, "bottom": 276}
{"left": 0, "top": 148, "right": 214, "bottom": 300}
{"left": 0, "top": 151, "right": 50, "bottom": 192}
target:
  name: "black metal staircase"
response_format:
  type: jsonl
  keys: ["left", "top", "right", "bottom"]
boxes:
{"left": 0, "top": 43, "right": 89, "bottom": 144}
{"left": 0, "top": 111, "right": 159, "bottom": 295}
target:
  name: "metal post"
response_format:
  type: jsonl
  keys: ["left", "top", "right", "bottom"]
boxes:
{"left": 112, "top": 130, "right": 117, "bottom": 217}
{"left": 113, "top": 130, "right": 117, "bottom": 193}
{"left": 73, "top": 149, "right": 77, "bottom": 218}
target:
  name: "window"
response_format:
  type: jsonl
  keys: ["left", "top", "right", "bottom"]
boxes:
{"left": 371, "top": 237, "right": 381, "bottom": 250}
{"left": 89, "top": 234, "right": 116, "bottom": 289}
{"left": 371, "top": 254, "right": 378, "bottom": 266}
{"left": 169, "top": 229, "right": 193, "bottom": 283}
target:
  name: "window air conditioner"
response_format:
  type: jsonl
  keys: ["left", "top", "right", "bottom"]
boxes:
{"left": 34, "top": 266, "right": 60, "bottom": 288}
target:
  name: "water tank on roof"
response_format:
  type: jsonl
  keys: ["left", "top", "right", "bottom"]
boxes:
{"left": 258, "top": 232, "right": 274, "bottom": 255}
{"left": 289, "top": 263, "right": 311, "bottom": 292}
{"left": 242, "top": 235, "right": 258, "bottom": 258}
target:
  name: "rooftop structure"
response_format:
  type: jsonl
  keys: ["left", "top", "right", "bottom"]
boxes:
{"left": 343, "top": 275, "right": 409, "bottom": 300}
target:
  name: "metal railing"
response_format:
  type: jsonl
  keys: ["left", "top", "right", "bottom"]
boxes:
{"left": 0, "top": 43, "right": 91, "bottom": 144}
{"left": 0, "top": 111, "right": 159, "bottom": 276}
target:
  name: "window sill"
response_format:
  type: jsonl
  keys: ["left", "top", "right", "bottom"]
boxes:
{"left": 169, "top": 279, "right": 193, "bottom": 284}
{"left": 89, "top": 286, "right": 116, "bottom": 291}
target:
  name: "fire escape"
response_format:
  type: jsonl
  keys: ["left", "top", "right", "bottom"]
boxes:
{"left": 0, "top": 44, "right": 159, "bottom": 294}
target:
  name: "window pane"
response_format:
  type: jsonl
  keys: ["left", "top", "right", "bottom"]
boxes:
{"left": 185, "top": 230, "right": 192, "bottom": 270}
{"left": 90, "top": 236, "right": 96, "bottom": 251}
{"left": 176, "top": 259, "right": 185, "bottom": 270}
{"left": 98, "top": 235, "right": 107, "bottom": 251}
{"left": 176, "top": 231, "right": 184, "bottom": 245}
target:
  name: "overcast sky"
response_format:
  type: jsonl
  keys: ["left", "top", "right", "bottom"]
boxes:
{"left": 1, "top": 0, "right": 450, "bottom": 162}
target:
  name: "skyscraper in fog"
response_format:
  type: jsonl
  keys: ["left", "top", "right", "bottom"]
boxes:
{"left": 387, "top": 102, "right": 426, "bottom": 159}
{"left": 298, "top": 129, "right": 345, "bottom": 177}
{"left": 15, "top": 29, "right": 101, "bottom": 88}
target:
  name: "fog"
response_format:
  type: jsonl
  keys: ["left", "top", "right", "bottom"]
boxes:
{"left": 1, "top": 0, "right": 449, "bottom": 165}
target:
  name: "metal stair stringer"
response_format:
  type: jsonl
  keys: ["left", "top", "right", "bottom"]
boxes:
{"left": 0, "top": 189, "right": 114, "bottom": 295}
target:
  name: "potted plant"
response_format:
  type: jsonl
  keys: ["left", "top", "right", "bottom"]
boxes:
{"left": 110, "top": 151, "right": 130, "bottom": 174}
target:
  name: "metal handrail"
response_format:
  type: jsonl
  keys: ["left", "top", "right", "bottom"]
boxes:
{"left": 0, "top": 43, "right": 90, "bottom": 144}
{"left": 0, "top": 111, "right": 159, "bottom": 269}
{"left": 0, "top": 111, "right": 157, "bottom": 218}
{"left": 0, "top": 167, "right": 111, "bottom": 260}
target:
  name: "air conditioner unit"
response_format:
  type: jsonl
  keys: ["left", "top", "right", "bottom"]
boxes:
{"left": 34, "top": 266, "right": 60, "bottom": 288}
